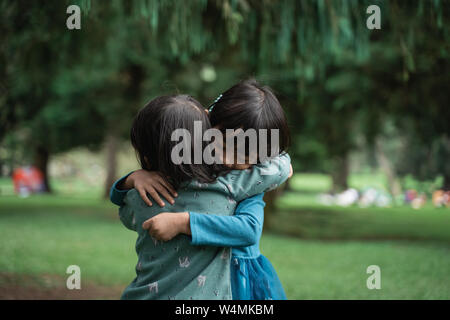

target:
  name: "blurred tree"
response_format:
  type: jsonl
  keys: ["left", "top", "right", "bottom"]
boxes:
{"left": 0, "top": 1, "right": 96, "bottom": 191}
{"left": 1, "top": 1, "right": 164, "bottom": 193}
{"left": 1, "top": 0, "right": 448, "bottom": 202}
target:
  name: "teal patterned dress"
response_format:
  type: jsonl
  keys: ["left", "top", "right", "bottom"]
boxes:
{"left": 111, "top": 153, "right": 291, "bottom": 300}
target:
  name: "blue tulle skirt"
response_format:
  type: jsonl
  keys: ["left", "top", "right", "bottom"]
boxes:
{"left": 230, "top": 254, "right": 287, "bottom": 300}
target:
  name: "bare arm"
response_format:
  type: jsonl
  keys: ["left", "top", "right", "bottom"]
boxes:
{"left": 142, "top": 211, "right": 191, "bottom": 241}
{"left": 113, "top": 169, "right": 178, "bottom": 207}
{"left": 142, "top": 194, "right": 266, "bottom": 246}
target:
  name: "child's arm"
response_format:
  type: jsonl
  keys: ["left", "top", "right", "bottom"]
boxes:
{"left": 221, "top": 153, "right": 291, "bottom": 202}
{"left": 142, "top": 194, "right": 265, "bottom": 246}
{"left": 109, "top": 170, "right": 177, "bottom": 207}
{"left": 119, "top": 204, "right": 137, "bottom": 231}
{"left": 110, "top": 172, "right": 133, "bottom": 206}
{"left": 190, "top": 193, "right": 265, "bottom": 247}
{"left": 142, "top": 160, "right": 294, "bottom": 243}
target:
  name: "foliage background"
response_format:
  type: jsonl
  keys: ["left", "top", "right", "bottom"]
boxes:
{"left": 0, "top": 0, "right": 449, "bottom": 300}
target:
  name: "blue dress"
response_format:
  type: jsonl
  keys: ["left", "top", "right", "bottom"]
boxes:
{"left": 189, "top": 193, "right": 287, "bottom": 300}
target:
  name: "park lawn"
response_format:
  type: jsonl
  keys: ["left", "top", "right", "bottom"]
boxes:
{"left": 0, "top": 194, "right": 449, "bottom": 299}
{"left": 275, "top": 193, "right": 450, "bottom": 242}
{"left": 273, "top": 172, "right": 450, "bottom": 242}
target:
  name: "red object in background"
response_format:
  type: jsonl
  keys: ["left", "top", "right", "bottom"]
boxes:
{"left": 404, "top": 189, "right": 418, "bottom": 203}
{"left": 12, "top": 166, "right": 45, "bottom": 195}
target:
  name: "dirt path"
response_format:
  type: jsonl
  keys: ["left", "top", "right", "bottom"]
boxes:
{"left": 0, "top": 273, "right": 123, "bottom": 300}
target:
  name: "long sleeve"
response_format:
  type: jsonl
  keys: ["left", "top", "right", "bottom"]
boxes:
{"left": 218, "top": 153, "right": 291, "bottom": 202}
{"left": 190, "top": 193, "right": 265, "bottom": 247}
{"left": 118, "top": 203, "right": 137, "bottom": 231}
{"left": 109, "top": 171, "right": 134, "bottom": 206}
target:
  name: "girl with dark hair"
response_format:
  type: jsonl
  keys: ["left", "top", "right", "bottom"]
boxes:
{"left": 208, "top": 79, "right": 290, "bottom": 162}
{"left": 130, "top": 94, "right": 216, "bottom": 188}
{"left": 112, "top": 92, "right": 291, "bottom": 300}
{"left": 137, "top": 80, "right": 291, "bottom": 300}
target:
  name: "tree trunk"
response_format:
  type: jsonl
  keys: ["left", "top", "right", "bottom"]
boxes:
{"left": 441, "top": 135, "right": 450, "bottom": 191}
{"left": 33, "top": 145, "right": 51, "bottom": 193}
{"left": 104, "top": 133, "right": 119, "bottom": 199}
{"left": 375, "top": 138, "right": 402, "bottom": 197}
{"left": 330, "top": 153, "right": 349, "bottom": 193}
{"left": 443, "top": 174, "right": 450, "bottom": 191}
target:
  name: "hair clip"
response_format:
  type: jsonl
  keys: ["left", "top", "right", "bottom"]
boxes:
{"left": 208, "top": 94, "right": 223, "bottom": 113}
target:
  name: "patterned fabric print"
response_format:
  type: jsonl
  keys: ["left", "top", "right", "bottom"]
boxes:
{"left": 120, "top": 185, "right": 234, "bottom": 300}
{"left": 117, "top": 153, "right": 291, "bottom": 300}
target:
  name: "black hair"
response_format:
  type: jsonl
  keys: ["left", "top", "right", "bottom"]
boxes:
{"left": 131, "top": 95, "right": 216, "bottom": 188}
{"left": 209, "top": 79, "right": 290, "bottom": 163}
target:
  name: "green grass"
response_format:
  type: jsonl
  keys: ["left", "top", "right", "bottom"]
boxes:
{"left": 0, "top": 195, "right": 135, "bottom": 286}
{"left": 277, "top": 172, "right": 391, "bottom": 208}
{"left": 288, "top": 171, "right": 389, "bottom": 194}
{"left": 273, "top": 172, "right": 450, "bottom": 242}
{"left": 1, "top": 193, "right": 449, "bottom": 299}
{"left": 265, "top": 235, "right": 450, "bottom": 299}
{"left": 275, "top": 193, "right": 450, "bottom": 242}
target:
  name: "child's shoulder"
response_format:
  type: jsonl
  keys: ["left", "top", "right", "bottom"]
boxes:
{"left": 182, "top": 172, "right": 254, "bottom": 197}
{"left": 215, "top": 168, "right": 252, "bottom": 192}
{"left": 123, "top": 188, "right": 147, "bottom": 209}
{"left": 181, "top": 179, "right": 233, "bottom": 196}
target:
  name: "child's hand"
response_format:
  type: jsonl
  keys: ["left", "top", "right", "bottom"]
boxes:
{"left": 124, "top": 170, "right": 178, "bottom": 207}
{"left": 142, "top": 212, "right": 191, "bottom": 242}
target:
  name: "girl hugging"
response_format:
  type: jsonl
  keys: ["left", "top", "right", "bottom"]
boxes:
{"left": 111, "top": 79, "right": 292, "bottom": 300}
